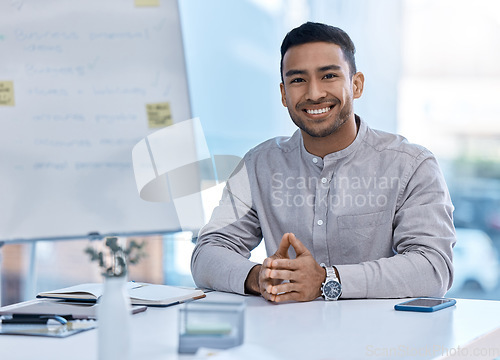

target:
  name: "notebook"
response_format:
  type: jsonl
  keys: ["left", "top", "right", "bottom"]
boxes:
{"left": 36, "top": 282, "right": 206, "bottom": 307}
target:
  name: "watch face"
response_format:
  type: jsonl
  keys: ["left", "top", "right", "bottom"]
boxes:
{"left": 324, "top": 280, "right": 341, "bottom": 299}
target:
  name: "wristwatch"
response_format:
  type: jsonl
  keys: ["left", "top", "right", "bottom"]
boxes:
{"left": 320, "top": 263, "right": 342, "bottom": 300}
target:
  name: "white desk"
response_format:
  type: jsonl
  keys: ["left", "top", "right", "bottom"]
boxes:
{"left": 1, "top": 292, "right": 500, "bottom": 360}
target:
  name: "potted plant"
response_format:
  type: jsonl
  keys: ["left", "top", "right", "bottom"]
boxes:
{"left": 85, "top": 236, "right": 146, "bottom": 277}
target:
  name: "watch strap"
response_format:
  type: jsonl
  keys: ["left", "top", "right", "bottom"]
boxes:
{"left": 320, "top": 263, "right": 342, "bottom": 300}
{"left": 320, "top": 263, "right": 340, "bottom": 282}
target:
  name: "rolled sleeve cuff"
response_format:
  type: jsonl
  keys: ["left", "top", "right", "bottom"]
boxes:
{"left": 192, "top": 244, "right": 260, "bottom": 295}
{"left": 336, "top": 264, "right": 368, "bottom": 299}
{"left": 230, "top": 259, "right": 260, "bottom": 295}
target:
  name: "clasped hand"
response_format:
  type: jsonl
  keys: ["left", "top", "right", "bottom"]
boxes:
{"left": 259, "top": 233, "right": 325, "bottom": 302}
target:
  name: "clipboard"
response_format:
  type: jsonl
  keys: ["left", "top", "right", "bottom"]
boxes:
{"left": 0, "top": 319, "right": 96, "bottom": 338}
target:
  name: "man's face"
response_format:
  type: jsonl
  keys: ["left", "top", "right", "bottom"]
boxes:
{"left": 280, "top": 42, "right": 363, "bottom": 138}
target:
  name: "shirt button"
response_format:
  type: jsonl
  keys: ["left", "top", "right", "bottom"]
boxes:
{"left": 321, "top": 177, "right": 328, "bottom": 184}
{"left": 312, "top": 157, "right": 318, "bottom": 164}
{"left": 317, "top": 220, "right": 323, "bottom": 226}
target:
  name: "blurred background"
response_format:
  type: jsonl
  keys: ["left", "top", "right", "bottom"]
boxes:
{"left": 2, "top": 0, "right": 500, "bottom": 305}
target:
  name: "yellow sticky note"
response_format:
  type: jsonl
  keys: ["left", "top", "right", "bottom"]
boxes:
{"left": 0, "top": 81, "right": 15, "bottom": 106}
{"left": 135, "top": 0, "right": 160, "bottom": 7}
{"left": 146, "top": 102, "right": 173, "bottom": 128}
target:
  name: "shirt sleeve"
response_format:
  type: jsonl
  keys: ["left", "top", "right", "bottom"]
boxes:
{"left": 336, "top": 151, "right": 456, "bottom": 298}
{"left": 191, "top": 157, "right": 262, "bottom": 295}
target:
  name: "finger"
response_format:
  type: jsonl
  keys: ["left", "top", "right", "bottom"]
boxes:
{"left": 260, "top": 280, "right": 278, "bottom": 302}
{"left": 258, "top": 274, "right": 274, "bottom": 301}
{"left": 270, "top": 258, "right": 299, "bottom": 270}
{"left": 273, "top": 291, "right": 301, "bottom": 303}
{"left": 275, "top": 233, "right": 292, "bottom": 258}
{"left": 288, "top": 233, "right": 311, "bottom": 257}
{"left": 269, "top": 281, "right": 295, "bottom": 295}
{"left": 262, "top": 266, "right": 282, "bottom": 280}
{"left": 261, "top": 288, "right": 275, "bottom": 302}
{"left": 262, "top": 257, "right": 273, "bottom": 269}
{"left": 260, "top": 267, "right": 284, "bottom": 286}
{"left": 267, "top": 269, "right": 294, "bottom": 282}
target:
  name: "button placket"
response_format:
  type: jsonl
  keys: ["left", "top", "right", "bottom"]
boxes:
{"left": 312, "top": 168, "right": 331, "bottom": 264}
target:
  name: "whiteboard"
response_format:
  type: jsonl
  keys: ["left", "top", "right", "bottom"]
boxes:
{"left": 0, "top": 0, "right": 195, "bottom": 241}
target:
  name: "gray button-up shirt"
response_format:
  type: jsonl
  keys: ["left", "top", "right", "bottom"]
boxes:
{"left": 191, "top": 116, "right": 455, "bottom": 298}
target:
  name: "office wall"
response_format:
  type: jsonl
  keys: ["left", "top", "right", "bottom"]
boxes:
{"left": 178, "top": 0, "right": 401, "bottom": 159}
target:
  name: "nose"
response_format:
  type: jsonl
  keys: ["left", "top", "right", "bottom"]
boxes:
{"left": 305, "top": 79, "right": 326, "bottom": 101}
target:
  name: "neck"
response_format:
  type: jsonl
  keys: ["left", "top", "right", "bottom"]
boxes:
{"left": 302, "top": 115, "right": 358, "bottom": 158}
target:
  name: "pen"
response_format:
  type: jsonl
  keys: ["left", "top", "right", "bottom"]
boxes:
{"left": 1, "top": 314, "right": 68, "bottom": 325}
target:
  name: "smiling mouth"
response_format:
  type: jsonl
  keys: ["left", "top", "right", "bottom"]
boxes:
{"left": 304, "top": 106, "right": 333, "bottom": 115}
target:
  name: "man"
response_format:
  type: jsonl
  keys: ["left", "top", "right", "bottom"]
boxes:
{"left": 191, "top": 22, "right": 455, "bottom": 302}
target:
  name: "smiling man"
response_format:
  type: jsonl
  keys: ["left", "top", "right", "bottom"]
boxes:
{"left": 191, "top": 22, "right": 456, "bottom": 302}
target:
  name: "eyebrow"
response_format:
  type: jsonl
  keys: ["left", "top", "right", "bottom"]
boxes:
{"left": 284, "top": 64, "right": 342, "bottom": 78}
{"left": 319, "top": 65, "right": 342, "bottom": 72}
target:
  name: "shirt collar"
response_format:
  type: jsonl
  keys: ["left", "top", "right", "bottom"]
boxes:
{"left": 298, "top": 114, "right": 367, "bottom": 168}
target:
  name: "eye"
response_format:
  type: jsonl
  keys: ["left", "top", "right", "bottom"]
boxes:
{"left": 290, "top": 77, "right": 305, "bottom": 84}
{"left": 323, "top": 73, "right": 338, "bottom": 80}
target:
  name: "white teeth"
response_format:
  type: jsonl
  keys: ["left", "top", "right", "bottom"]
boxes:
{"left": 306, "top": 107, "right": 331, "bottom": 114}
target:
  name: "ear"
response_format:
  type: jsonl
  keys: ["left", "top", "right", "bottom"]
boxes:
{"left": 352, "top": 72, "right": 364, "bottom": 99}
{"left": 280, "top": 82, "right": 287, "bottom": 107}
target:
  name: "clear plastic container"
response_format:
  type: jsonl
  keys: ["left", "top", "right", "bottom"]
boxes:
{"left": 178, "top": 301, "right": 245, "bottom": 354}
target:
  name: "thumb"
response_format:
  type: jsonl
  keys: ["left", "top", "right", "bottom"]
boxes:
{"left": 274, "top": 233, "right": 292, "bottom": 259}
{"left": 288, "top": 233, "right": 310, "bottom": 257}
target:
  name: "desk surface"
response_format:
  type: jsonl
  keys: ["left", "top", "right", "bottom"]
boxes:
{"left": 1, "top": 293, "right": 500, "bottom": 360}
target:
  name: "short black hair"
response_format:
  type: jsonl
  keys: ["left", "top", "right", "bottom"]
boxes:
{"left": 280, "top": 22, "right": 357, "bottom": 81}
